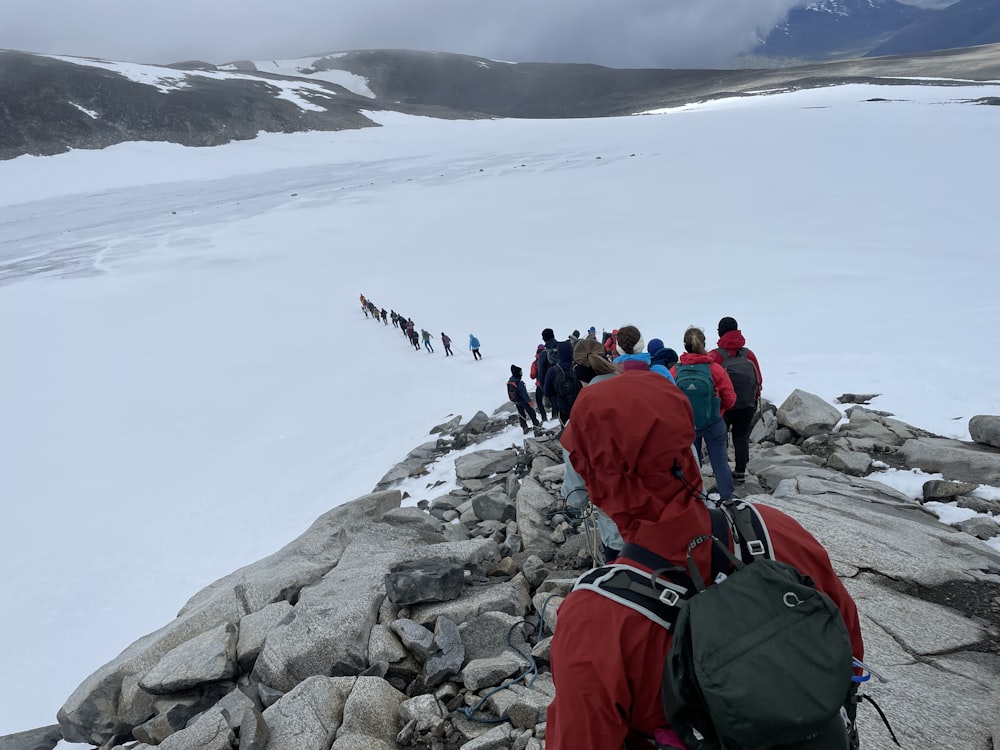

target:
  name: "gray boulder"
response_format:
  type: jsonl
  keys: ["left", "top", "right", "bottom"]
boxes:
{"left": 922, "top": 479, "right": 981, "bottom": 502}
{"left": 139, "top": 623, "right": 238, "bottom": 694}
{"left": 335, "top": 676, "right": 406, "bottom": 745}
{"left": 409, "top": 576, "right": 531, "bottom": 627}
{"left": 385, "top": 558, "right": 466, "bottom": 605}
{"left": 0, "top": 726, "right": 62, "bottom": 750}
{"left": 956, "top": 516, "right": 1000, "bottom": 540}
{"left": 262, "top": 676, "right": 354, "bottom": 750}
{"left": 472, "top": 486, "right": 516, "bottom": 522}
{"left": 970, "top": 415, "right": 1000, "bottom": 448}
{"left": 514, "top": 478, "right": 559, "bottom": 561}
{"left": 459, "top": 611, "right": 530, "bottom": 661}
{"left": 455, "top": 449, "right": 519, "bottom": 480}
{"left": 777, "top": 389, "right": 842, "bottom": 437}
{"left": 237, "top": 601, "right": 293, "bottom": 673}
{"left": 900, "top": 437, "right": 1000, "bottom": 485}
{"left": 425, "top": 617, "right": 464, "bottom": 687}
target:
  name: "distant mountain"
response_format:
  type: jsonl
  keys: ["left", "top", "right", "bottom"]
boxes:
{"left": 2, "top": 45, "right": 999, "bottom": 161}
{"left": 867, "top": 0, "right": 1000, "bottom": 56}
{"left": 755, "top": 0, "right": 927, "bottom": 60}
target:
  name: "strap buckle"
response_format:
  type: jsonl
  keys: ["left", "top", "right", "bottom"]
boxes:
{"left": 747, "top": 540, "right": 766, "bottom": 556}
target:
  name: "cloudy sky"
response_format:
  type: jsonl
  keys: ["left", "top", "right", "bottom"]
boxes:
{"left": 0, "top": 0, "right": 944, "bottom": 68}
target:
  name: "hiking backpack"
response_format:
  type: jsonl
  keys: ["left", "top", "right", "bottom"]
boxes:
{"left": 507, "top": 378, "right": 520, "bottom": 403}
{"left": 716, "top": 347, "right": 759, "bottom": 410}
{"left": 674, "top": 364, "right": 721, "bottom": 430}
{"left": 552, "top": 363, "right": 581, "bottom": 413}
{"left": 573, "top": 502, "right": 855, "bottom": 750}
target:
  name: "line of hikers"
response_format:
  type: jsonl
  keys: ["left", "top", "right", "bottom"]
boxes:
{"left": 359, "top": 293, "right": 482, "bottom": 359}
{"left": 510, "top": 321, "right": 867, "bottom": 750}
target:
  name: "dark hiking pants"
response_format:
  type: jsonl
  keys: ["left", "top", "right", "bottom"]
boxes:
{"left": 723, "top": 405, "right": 756, "bottom": 473}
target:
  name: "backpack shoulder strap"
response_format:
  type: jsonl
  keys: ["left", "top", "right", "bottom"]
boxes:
{"left": 737, "top": 347, "right": 749, "bottom": 358}
{"left": 573, "top": 563, "right": 693, "bottom": 631}
{"left": 719, "top": 501, "right": 773, "bottom": 562}
{"left": 714, "top": 346, "right": 731, "bottom": 361}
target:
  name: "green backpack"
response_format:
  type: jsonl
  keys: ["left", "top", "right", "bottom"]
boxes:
{"left": 573, "top": 502, "right": 855, "bottom": 750}
{"left": 674, "top": 363, "right": 720, "bottom": 430}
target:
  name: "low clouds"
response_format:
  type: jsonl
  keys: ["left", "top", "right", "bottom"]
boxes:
{"left": 1, "top": 0, "right": 804, "bottom": 68}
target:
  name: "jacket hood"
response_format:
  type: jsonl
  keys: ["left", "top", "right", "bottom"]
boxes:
{"left": 561, "top": 371, "right": 711, "bottom": 567}
{"left": 678, "top": 352, "right": 715, "bottom": 365}
{"left": 650, "top": 348, "right": 678, "bottom": 367}
{"left": 556, "top": 339, "right": 575, "bottom": 366}
{"left": 717, "top": 330, "right": 746, "bottom": 351}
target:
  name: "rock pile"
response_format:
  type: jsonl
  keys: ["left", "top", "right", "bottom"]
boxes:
{"left": 5, "top": 392, "right": 1000, "bottom": 750}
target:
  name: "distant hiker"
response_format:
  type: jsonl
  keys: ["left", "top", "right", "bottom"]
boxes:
{"left": 672, "top": 326, "right": 736, "bottom": 501}
{"left": 709, "top": 316, "right": 763, "bottom": 484}
{"left": 647, "top": 338, "right": 678, "bottom": 384}
{"left": 421, "top": 329, "right": 434, "bottom": 353}
{"left": 406, "top": 320, "right": 420, "bottom": 351}
{"left": 507, "top": 365, "right": 541, "bottom": 435}
{"left": 469, "top": 334, "right": 482, "bottom": 360}
{"left": 568, "top": 329, "right": 581, "bottom": 345}
{"left": 548, "top": 371, "right": 864, "bottom": 750}
{"left": 544, "top": 339, "right": 581, "bottom": 426}
{"left": 603, "top": 328, "right": 618, "bottom": 360}
{"left": 612, "top": 325, "right": 651, "bottom": 372}
{"left": 380, "top": 308, "right": 388, "bottom": 325}
{"left": 390, "top": 310, "right": 399, "bottom": 328}
{"left": 530, "top": 344, "right": 548, "bottom": 422}
{"left": 585, "top": 326, "right": 598, "bottom": 341}
{"left": 441, "top": 332, "right": 453, "bottom": 356}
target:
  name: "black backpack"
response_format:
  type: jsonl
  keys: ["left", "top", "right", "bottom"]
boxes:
{"left": 552, "top": 363, "right": 581, "bottom": 413}
{"left": 507, "top": 378, "right": 520, "bottom": 403}
{"left": 715, "top": 347, "right": 759, "bottom": 410}
{"left": 573, "top": 502, "right": 855, "bottom": 750}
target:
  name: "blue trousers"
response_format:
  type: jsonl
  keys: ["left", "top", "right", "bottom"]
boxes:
{"left": 694, "top": 416, "right": 735, "bottom": 501}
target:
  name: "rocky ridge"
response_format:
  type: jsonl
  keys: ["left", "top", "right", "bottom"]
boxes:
{"left": 3, "top": 392, "right": 1000, "bottom": 750}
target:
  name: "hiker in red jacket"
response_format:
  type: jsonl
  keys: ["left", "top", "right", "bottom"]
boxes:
{"left": 709, "top": 316, "right": 764, "bottom": 484}
{"left": 548, "top": 371, "right": 864, "bottom": 750}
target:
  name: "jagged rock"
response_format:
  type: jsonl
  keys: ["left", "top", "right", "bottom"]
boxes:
{"left": 530, "top": 637, "right": 552, "bottom": 662}
{"left": 431, "top": 415, "right": 462, "bottom": 435}
{"left": 471, "top": 486, "right": 516, "bottom": 522}
{"left": 956, "top": 516, "right": 1000, "bottom": 540}
{"left": 776, "top": 389, "right": 842, "bottom": 437}
{"left": 58, "top": 490, "right": 401, "bottom": 745}
{"left": 489, "top": 685, "right": 550, "bottom": 729}
{"left": 922, "top": 479, "right": 980, "bottom": 502}
{"left": 826, "top": 450, "right": 872, "bottom": 476}
{"left": 457, "top": 721, "right": 514, "bottom": 749}
{"left": 490, "top": 557, "right": 519, "bottom": 577}
{"left": 257, "top": 682, "right": 283, "bottom": 708}
{"left": 455, "top": 449, "right": 519, "bottom": 480}
{"left": 261, "top": 676, "right": 354, "bottom": 750}
{"left": 532, "top": 591, "right": 564, "bottom": 634}
{"left": 157, "top": 710, "right": 233, "bottom": 750}
{"left": 385, "top": 559, "right": 466, "bottom": 605}
{"left": 750, "top": 407, "right": 777, "bottom": 443}
{"left": 841, "top": 406, "right": 920, "bottom": 446}
{"left": 836, "top": 393, "right": 880, "bottom": 404}
{"left": 235, "top": 705, "right": 269, "bottom": 750}
{"left": 331, "top": 735, "right": 394, "bottom": 750}
{"left": 425, "top": 617, "right": 465, "bottom": 687}
{"left": 458, "top": 611, "right": 530, "bottom": 661}
{"left": 514, "top": 477, "right": 559, "bottom": 561}
{"left": 368, "top": 624, "right": 409, "bottom": 665}
{"left": 955, "top": 494, "right": 1000, "bottom": 514}
{"left": 0, "top": 725, "right": 62, "bottom": 750}
{"left": 970, "top": 415, "right": 1000, "bottom": 448}
{"left": 390, "top": 619, "right": 435, "bottom": 662}
{"left": 399, "top": 693, "right": 446, "bottom": 733}
{"left": 462, "top": 654, "right": 527, "bottom": 691}
{"left": 335, "top": 676, "right": 406, "bottom": 745}
{"left": 236, "top": 600, "right": 293, "bottom": 673}
{"left": 409, "top": 576, "right": 531, "bottom": 627}
{"left": 458, "top": 411, "right": 491, "bottom": 436}
{"left": 139, "top": 623, "right": 238, "bottom": 694}
{"left": 380, "top": 508, "right": 459, "bottom": 543}
{"left": 132, "top": 697, "right": 203, "bottom": 744}
{"left": 900, "top": 437, "right": 1000, "bottom": 485}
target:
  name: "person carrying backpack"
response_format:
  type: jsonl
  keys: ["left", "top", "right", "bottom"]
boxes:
{"left": 441, "top": 332, "right": 453, "bottom": 356}
{"left": 671, "top": 326, "right": 736, "bottom": 501}
{"left": 536, "top": 328, "right": 559, "bottom": 417}
{"left": 421, "top": 328, "right": 434, "bottom": 353}
{"left": 709, "top": 316, "right": 763, "bottom": 484}
{"left": 507, "top": 365, "right": 541, "bottom": 435}
{"left": 543, "top": 339, "right": 582, "bottom": 427}
{"left": 548, "top": 371, "right": 864, "bottom": 750}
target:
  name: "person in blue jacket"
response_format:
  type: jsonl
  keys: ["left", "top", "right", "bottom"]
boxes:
{"left": 647, "top": 338, "right": 678, "bottom": 384}
{"left": 469, "top": 334, "right": 482, "bottom": 360}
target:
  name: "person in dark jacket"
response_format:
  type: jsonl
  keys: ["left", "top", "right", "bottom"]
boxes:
{"left": 709, "top": 316, "right": 764, "bottom": 484}
{"left": 441, "top": 332, "right": 453, "bottom": 356}
{"left": 543, "top": 339, "right": 579, "bottom": 427}
{"left": 536, "top": 327, "right": 559, "bottom": 417}
{"left": 508, "top": 365, "right": 541, "bottom": 435}
{"left": 548, "top": 371, "right": 864, "bottom": 750}
{"left": 530, "top": 344, "right": 548, "bottom": 422}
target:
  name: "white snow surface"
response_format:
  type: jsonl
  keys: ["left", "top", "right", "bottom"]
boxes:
{"left": 2, "top": 80, "right": 1000, "bottom": 737}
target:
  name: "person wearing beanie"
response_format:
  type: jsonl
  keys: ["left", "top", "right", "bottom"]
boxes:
{"left": 612, "top": 324, "right": 651, "bottom": 373}
{"left": 708, "top": 316, "right": 763, "bottom": 484}
{"left": 507, "top": 364, "right": 540, "bottom": 435}
{"left": 529, "top": 343, "right": 549, "bottom": 422}
{"left": 546, "top": 371, "right": 863, "bottom": 750}
{"left": 646, "top": 338, "right": 677, "bottom": 384}
{"left": 543, "top": 339, "right": 582, "bottom": 426}
{"left": 671, "top": 326, "right": 737, "bottom": 501}
{"left": 586, "top": 326, "right": 597, "bottom": 341}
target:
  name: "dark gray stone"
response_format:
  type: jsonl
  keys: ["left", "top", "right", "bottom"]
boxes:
{"left": 922, "top": 480, "right": 980, "bottom": 502}
{"left": 425, "top": 617, "right": 464, "bottom": 687}
{"left": 969, "top": 415, "right": 1000, "bottom": 448}
{"left": 390, "top": 619, "right": 435, "bottom": 662}
{"left": 471, "top": 486, "right": 516, "bottom": 522}
{"left": 0, "top": 725, "right": 62, "bottom": 750}
{"left": 385, "top": 559, "right": 466, "bottom": 606}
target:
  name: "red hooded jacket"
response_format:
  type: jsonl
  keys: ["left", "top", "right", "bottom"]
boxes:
{"left": 671, "top": 352, "right": 737, "bottom": 417}
{"left": 549, "top": 372, "right": 863, "bottom": 750}
{"left": 709, "top": 329, "right": 763, "bottom": 401}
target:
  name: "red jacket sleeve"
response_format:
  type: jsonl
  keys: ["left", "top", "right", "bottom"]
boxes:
{"left": 711, "top": 362, "right": 737, "bottom": 412}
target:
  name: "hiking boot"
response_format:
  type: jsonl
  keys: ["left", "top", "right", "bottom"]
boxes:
{"left": 522, "top": 426, "right": 531, "bottom": 435}
{"left": 733, "top": 471, "right": 746, "bottom": 484}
